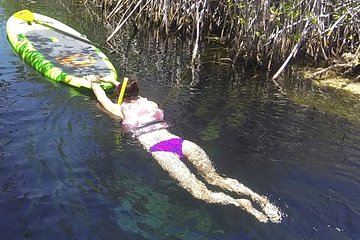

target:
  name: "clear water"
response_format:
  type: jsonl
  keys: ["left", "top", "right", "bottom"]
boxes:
{"left": 1, "top": 1, "right": 360, "bottom": 239}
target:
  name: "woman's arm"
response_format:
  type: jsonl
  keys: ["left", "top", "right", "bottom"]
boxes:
{"left": 101, "top": 78, "right": 120, "bottom": 87}
{"left": 91, "top": 82, "right": 124, "bottom": 119}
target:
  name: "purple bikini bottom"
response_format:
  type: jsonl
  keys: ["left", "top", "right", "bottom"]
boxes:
{"left": 149, "top": 138, "right": 184, "bottom": 159}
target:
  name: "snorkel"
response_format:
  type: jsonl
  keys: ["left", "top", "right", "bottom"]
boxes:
{"left": 117, "top": 77, "right": 128, "bottom": 105}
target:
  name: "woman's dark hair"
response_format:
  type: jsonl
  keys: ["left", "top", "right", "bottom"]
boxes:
{"left": 115, "top": 80, "right": 139, "bottom": 102}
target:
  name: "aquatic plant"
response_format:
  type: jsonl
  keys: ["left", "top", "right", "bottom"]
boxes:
{"left": 87, "top": 0, "right": 360, "bottom": 78}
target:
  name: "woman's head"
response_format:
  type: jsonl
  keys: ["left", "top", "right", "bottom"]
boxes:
{"left": 115, "top": 79, "right": 139, "bottom": 102}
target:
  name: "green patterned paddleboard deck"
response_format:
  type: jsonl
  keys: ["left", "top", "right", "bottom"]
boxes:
{"left": 6, "top": 11, "right": 117, "bottom": 90}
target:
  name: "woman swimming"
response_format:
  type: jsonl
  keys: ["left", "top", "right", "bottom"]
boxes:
{"left": 87, "top": 76, "right": 282, "bottom": 223}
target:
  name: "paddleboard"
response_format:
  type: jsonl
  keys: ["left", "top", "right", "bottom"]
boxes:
{"left": 6, "top": 10, "right": 117, "bottom": 90}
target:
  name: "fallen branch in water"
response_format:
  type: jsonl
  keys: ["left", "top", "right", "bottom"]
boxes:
{"left": 308, "top": 63, "right": 351, "bottom": 78}
{"left": 272, "top": 20, "right": 310, "bottom": 80}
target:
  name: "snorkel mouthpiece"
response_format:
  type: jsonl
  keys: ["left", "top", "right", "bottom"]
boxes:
{"left": 117, "top": 77, "right": 128, "bottom": 105}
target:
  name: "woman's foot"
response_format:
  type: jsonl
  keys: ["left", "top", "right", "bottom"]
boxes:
{"left": 238, "top": 199, "right": 269, "bottom": 223}
{"left": 256, "top": 196, "right": 282, "bottom": 223}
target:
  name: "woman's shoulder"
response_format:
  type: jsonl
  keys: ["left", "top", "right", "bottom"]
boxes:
{"left": 123, "top": 97, "right": 159, "bottom": 109}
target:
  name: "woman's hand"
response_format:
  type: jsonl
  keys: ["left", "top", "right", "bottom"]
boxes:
{"left": 85, "top": 75, "right": 102, "bottom": 88}
{"left": 101, "top": 78, "right": 120, "bottom": 87}
{"left": 90, "top": 79, "right": 101, "bottom": 88}
{"left": 84, "top": 75, "right": 120, "bottom": 88}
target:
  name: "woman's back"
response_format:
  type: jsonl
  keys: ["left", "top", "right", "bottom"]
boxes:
{"left": 120, "top": 97, "right": 164, "bottom": 130}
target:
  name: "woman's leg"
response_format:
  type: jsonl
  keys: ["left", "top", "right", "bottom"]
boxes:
{"left": 182, "top": 140, "right": 282, "bottom": 223}
{"left": 150, "top": 151, "right": 269, "bottom": 222}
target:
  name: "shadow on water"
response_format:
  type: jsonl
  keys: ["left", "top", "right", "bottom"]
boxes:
{"left": 1, "top": 0, "right": 360, "bottom": 239}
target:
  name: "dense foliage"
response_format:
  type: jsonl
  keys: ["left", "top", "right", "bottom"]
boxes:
{"left": 88, "top": 0, "right": 360, "bottom": 77}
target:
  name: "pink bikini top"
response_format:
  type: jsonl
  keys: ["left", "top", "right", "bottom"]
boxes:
{"left": 120, "top": 97, "right": 165, "bottom": 131}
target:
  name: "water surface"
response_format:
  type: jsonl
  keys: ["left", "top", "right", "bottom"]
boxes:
{"left": 1, "top": 1, "right": 360, "bottom": 239}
